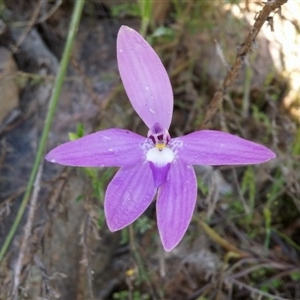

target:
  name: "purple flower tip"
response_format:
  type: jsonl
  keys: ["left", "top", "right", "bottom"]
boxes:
{"left": 45, "top": 26, "right": 276, "bottom": 252}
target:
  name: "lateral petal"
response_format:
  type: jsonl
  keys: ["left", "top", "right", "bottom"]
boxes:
{"left": 117, "top": 26, "right": 173, "bottom": 130}
{"left": 174, "top": 130, "right": 276, "bottom": 166}
{"left": 45, "top": 129, "right": 145, "bottom": 167}
{"left": 105, "top": 161, "right": 156, "bottom": 231}
{"left": 157, "top": 160, "right": 197, "bottom": 251}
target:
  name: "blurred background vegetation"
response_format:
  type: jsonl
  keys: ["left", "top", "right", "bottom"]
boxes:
{"left": 0, "top": 0, "right": 299, "bottom": 299}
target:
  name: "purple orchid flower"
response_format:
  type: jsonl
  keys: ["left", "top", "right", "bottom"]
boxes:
{"left": 45, "top": 26, "right": 275, "bottom": 251}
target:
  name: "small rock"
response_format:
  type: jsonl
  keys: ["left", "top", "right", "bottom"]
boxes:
{"left": 0, "top": 19, "right": 6, "bottom": 36}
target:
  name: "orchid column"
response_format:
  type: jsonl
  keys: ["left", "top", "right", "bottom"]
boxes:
{"left": 46, "top": 26, "right": 275, "bottom": 251}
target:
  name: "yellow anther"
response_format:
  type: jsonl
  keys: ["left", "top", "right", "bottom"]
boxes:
{"left": 156, "top": 143, "right": 166, "bottom": 151}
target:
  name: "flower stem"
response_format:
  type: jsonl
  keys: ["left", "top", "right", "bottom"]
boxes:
{"left": 138, "top": 0, "right": 151, "bottom": 36}
{"left": 0, "top": 0, "right": 85, "bottom": 264}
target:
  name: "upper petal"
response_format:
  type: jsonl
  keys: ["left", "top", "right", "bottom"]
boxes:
{"left": 117, "top": 26, "right": 173, "bottom": 130}
{"left": 157, "top": 160, "right": 197, "bottom": 251}
{"left": 105, "top": 161, "right": 156, "bottom": 231}
{"left": 174, "top": 130, "right": 276, "bottom": 166}
{"left": 45, "top": 129, "right": 145, "bottom": 167}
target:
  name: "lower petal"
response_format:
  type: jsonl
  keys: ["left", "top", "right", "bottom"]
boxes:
{"left": 157, "top": 160, "right": 197, "bottom": 251}
{"left": 105, "top": 161, "right": 156, "bottom": 231}
{"left": 149, "top": 162, "right": 171, "bottom": 188}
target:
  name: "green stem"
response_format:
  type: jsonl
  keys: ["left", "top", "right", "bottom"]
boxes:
{"left": 139, "top": 0, "right": 151, "bottom": 36}
{"left": 263, "top": 206, "right": 272, "bottom": 249}
{"left": 0, "top": 0, "right": 85, "bottom": 264}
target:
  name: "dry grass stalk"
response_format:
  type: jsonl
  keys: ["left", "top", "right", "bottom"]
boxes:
{"left": 200, "top": 0, "right": 288, "bottom": 129}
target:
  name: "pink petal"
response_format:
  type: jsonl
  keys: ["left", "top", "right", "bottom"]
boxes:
{"left": 105, "top": 161, "right": 156, "bottom": 231}
{"left": 157, "top": 160, "right": 197, "bottom": 251}
{"left": 175, "top": 130, "right": 276, "bottom": 166}
{"left": 117, "top": 26, "right": 173, "bottom": 130}
{"left": 45, "top": 129, "right": 145, "bottom": 167}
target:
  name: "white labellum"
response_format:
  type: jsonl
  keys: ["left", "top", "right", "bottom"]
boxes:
{"left": 146, "top": 147, "right": 174, "bottom": 167}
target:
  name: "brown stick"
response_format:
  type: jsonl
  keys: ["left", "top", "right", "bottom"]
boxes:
{"left": 200, "top": 0, "right": 288, "bottom": 129}
{"left": 12, "top": 164, "right": 43, "bottom": 299}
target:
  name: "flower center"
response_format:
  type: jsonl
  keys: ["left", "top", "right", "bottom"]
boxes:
{"left": 145, "top": 123, "right": 174, "bottom": 187}
{"left": 146, "top": 147, "right": 174, "bottom": 166}
{"left": 147, "top": 123, "right": 171, "bottom": 151}
{"left": 146, "top": 123, "right": 174, "bottom": 166}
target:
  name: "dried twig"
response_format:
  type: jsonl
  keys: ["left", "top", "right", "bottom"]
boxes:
{"left": 11, "top": 0, "right": 62, "bottom": 27}
{"left": 12, "top": 0, "right": 43, "bottom": 53}
{"left": 79, "top": 214, "right": 94, "bottom": 300}
{"left": 200, "top": 0, "right": 288, "bottom": 129}
{"left": 231, "top": 168, "right": 250, "bottom": 214}
{"left": 230, "top": 278, "right": 289, "bottom": 300}
{"left": 37, "top": 0, "right": 63, "bottom": 24}
{"left": 11, "top": 163, "right": 43, "bottom": 299}
{"left": 228, "top": 262, "right": 294, "bottom": 280}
